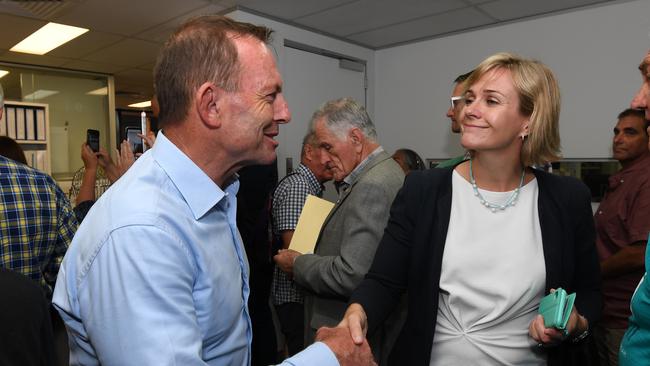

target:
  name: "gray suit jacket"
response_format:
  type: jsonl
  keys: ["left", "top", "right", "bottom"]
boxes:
{"left": 293, "top": 150, "right": 405, "bottom": 334}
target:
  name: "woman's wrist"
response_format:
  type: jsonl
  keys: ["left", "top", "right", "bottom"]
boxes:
{"left": 570, "top": 315, "right": 589, "bottom": 343}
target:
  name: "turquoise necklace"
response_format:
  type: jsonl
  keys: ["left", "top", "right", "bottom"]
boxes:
{"left": 469, "top": 158, "right": 525, "bottom": 213}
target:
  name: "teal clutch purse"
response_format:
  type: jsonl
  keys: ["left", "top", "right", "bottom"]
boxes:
{"left": 538, "top": 288, "right": 576, "bottom": 331}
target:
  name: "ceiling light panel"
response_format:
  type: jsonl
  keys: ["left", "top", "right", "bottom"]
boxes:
{"left": 10, "top": 22, "right": 89, "bottom": 55}
{"left": 128, "top": 101, "right": 151, "bottom": 108}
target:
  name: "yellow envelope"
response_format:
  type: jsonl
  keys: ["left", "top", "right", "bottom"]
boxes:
{"left": 289, "top": 195, "right": 335, "bottom": 254}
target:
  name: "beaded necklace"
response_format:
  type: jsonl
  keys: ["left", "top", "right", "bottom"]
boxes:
{"left": 469, "top": 158, "right": 525, "bottom": 213}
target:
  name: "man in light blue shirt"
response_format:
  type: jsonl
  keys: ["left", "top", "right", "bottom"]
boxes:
{"left": 53, "top": 15, "right": 375, "bottom": 366}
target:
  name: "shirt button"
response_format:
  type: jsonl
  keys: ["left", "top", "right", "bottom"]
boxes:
{"left": 620, "top": 179, "right": 624, "bottom": 183}
{"left": 598, "top": 211, "right": 602, "bottom": 215}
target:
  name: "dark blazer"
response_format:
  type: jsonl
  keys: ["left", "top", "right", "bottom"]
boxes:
{"left": 350, "top": 167, "right": 602, "bottom": 366}
{"left": 0, "top": 268, "right": 57, "bottom": 366}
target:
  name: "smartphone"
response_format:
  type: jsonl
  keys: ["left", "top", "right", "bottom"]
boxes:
{"left": 87, "top": 129, "right": 100, "bottom": 153}
{"left": 125, "top": 127, "right": 143, "bottom": 154}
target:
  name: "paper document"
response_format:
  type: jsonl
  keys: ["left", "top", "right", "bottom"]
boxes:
{"left": 289, "top": 195, "right": 335, "bottom": 254}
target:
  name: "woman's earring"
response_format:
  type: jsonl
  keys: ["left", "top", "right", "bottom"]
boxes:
{"left": 520, "top": 134, "right": 526, "bottom": 141}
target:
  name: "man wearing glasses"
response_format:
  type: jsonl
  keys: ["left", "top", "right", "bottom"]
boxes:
{"left": 436, "top": 71, "right": 472, "bottom": 168}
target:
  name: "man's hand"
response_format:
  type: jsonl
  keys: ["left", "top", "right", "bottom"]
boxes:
{"left": 273, "top": 249, "right": 301, "bottom": 274}
{"left": 114, "top": 140, "right": 135, "bottom": 179}
{"left": 315, "top": 326, "right": 377, "bottom": 366}
{"left": 139, "top": 131, "right": 156, "bottom": 149}
{"left": 81, "top": 143, "right": 99, "bottom": 171}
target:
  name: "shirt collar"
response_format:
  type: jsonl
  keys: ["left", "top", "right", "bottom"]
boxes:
{"left": 619, "top": 152, "right": 650, "bottom": 174}
{"left": 343, "top": 146, "right": 384, "bottom": 186}
{"left": 296, "top": 163, "right": 323, "bottom": 195}
{"left": 152, "top": 131, "right": 237, "bottom": 220}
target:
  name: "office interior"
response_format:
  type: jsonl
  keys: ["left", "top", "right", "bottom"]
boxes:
{"left": 0, "top": 0, "right": 645, "bottom": 203}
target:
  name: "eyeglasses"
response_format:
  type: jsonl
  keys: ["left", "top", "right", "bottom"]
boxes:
{"left": 450, "top": 96, "right": 464, "bottom": 109}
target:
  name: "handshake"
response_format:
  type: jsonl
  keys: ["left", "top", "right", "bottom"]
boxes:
{"left": 315, "top": 304, "right": 376, "bottom": 366}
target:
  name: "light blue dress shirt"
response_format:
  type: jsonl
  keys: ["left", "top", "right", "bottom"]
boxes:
{"left": 280, "top": 342, "right": 339, "bottom": 365}
{"left": 53, "top": 132, "right": 252, "bottom": 365}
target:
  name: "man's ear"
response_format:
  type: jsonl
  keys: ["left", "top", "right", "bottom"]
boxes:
{"left": 303, "top": 144, "right": 313, "bottom": 162}
{"left": 195, "top": 82, "right": 223, "bottom": 129}
{"left": 349, "top": 128, "right": 364, "bottom": 151}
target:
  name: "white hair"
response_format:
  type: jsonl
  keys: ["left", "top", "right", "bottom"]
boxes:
{"left": 309, "top": 97, "right": 377, "bottom": 141}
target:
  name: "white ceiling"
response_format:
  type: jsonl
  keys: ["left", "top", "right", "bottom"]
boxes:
{"left": 0, "top": 0, "right": 623, "bottom": 108}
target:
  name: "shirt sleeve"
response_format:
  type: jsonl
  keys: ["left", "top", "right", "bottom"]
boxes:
{"left": 273, "top": 178, "right": 311, "bottom": 232}
{"left": 45, "top": 183, "right": 78, "bottom": 289}
{"left": 278, "top": 342, "right": 339, "bottom": 366}
{"left": 78, "top": 224, "right": 207, "bottom": 366}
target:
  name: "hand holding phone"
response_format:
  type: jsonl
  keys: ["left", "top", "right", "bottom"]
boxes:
{"left": 87, "top": 129, "right": 100, "bottom": 153}
{"left": 125, "top": 127, "right": 143, "bottom": 155}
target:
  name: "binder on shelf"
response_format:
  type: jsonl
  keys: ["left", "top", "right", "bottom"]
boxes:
{"left": 36, "top": 109, "right": 46, "bottom": 141}
{"left": 7, "top": 107, "right": 16, "bottom": 139}
{"left": 25, "top": 109, "right": 35, "bottom": 140}
{"left": 16, "top": 107, "right": 25, "bottom": 140}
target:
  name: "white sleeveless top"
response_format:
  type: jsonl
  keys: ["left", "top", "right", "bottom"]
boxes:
{"left": 429, "top": 170, "right": 547, "bottom": 366}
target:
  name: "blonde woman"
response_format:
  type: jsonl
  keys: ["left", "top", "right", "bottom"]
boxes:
{"left": 340, "top": 53, "right": 600, "bottom": 365}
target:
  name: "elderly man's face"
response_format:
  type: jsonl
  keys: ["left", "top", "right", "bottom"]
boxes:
{"left": 314, "top": 118, "right": 360, "bottom": 182}
{"left": 631, "top": 51, "right": 650, "bottom": 121}
{"left": 219, "top": 36, "right": 291, "bottom": 166}
{"left": 304, "top": 143, "right": 334, "bottom": 183}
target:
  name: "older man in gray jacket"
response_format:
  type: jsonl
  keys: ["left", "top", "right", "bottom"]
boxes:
{"left": 274, "top": 98, "right": 405, "bottom": 361}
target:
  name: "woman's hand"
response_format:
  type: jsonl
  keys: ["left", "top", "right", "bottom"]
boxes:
{"left": 338, "top": 303, "right": 369, "bottom": 345}
{"left": 529, "top": 314, "right": 565, "bottom": 346}
{"left": 529, "top": 292, "right": 589, "bottom": 346}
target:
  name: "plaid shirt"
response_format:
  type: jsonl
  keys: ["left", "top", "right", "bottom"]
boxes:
{"left": 271, "top": 163, "right": 323, "bottom": 305}
{"left": 0, "top": 156, "right": 78, "bottom": 298}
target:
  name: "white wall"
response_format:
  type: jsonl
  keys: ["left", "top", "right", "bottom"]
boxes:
{"left": 374, "top": 0, "right": 650, "bottom": 160}
{"left": 229, "top": 1, "right": 650, "bottom": 163}
{"left": 228, "top": 10, "right": 375, "bottom": 176}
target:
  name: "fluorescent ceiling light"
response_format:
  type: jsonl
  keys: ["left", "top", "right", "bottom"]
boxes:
{"left": 10, "top": 22, "right": 89, "bottom": 55}
{"left": 87, "top": 87, "right": 108, "bottom": 96}
{"left": 128, "top": 101, "right": 151, "bottom": 108}
{"left": 23, "top": 89, "right": 59, "bottom": 100}
{"left": 0, "top": 70, "right": 8, "bottom": 79}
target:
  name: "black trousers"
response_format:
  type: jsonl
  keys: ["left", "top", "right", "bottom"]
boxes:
{"left": 275, "top": 302, "right": 305, "bottom": 356}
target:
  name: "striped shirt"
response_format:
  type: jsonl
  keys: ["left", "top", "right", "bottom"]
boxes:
{"left": 0, "top": 156, "right": 78, "bottom": 297}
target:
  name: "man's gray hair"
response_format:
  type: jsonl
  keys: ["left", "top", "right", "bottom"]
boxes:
{"left": 309, "top": 97, "right": 377, "bottom": 141}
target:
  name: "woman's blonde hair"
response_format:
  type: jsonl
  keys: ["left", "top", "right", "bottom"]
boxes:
{"left": 464, "top": 52, "right": 561, "bottom": 166}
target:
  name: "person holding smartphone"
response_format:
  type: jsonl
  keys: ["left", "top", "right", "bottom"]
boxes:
{"left": 74, "top": 139, "right": 135, "bottom": 222}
